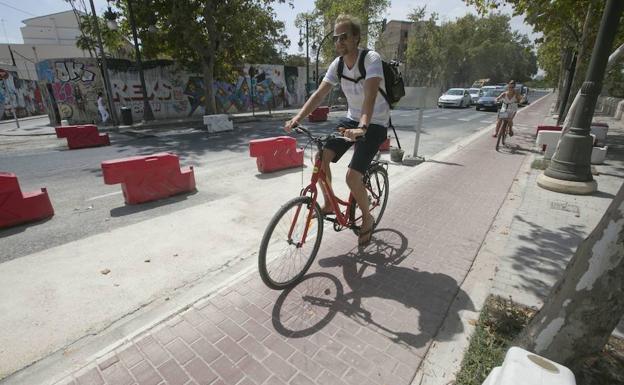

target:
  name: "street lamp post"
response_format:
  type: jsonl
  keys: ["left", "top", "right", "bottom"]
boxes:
{"left": 315, "top": 31, "right": 332, "bottom": 87}
{"left": 299, "top": 19, "right": 318, "bottom": 99}
{"left": 538, "top": 0, "right": 624, "bottom": 194}
{"left": 88, "top": 0, "right": 118, "bottom": 125}
{"left": 126, "top": 0, "right": 154, "bottom": 121}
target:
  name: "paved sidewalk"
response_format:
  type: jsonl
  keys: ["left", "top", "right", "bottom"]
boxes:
{"left": 490, "top": 113, "right": 624, "bottom": 333}
{"left": 6, "top": 96, "right": 553, "bottom": 385}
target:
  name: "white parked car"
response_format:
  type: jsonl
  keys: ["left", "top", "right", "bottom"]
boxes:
{"left": 438, "top": 88, "right": 472, "bottom": 108}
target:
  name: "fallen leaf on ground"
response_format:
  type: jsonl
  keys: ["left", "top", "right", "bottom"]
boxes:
{"left": 100, "top": 268, "right": 111, "bottom": 275}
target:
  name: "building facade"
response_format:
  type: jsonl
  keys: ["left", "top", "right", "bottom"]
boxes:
{"left": 375, "top": 20, "right": 415, "bottom": 63}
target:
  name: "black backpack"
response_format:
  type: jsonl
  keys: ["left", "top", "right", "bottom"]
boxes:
{"left": 337, "top": 49, "right": 406, "bottom": 108}
{"left": 337, "top": 49, "right": 405, "bottom": 148}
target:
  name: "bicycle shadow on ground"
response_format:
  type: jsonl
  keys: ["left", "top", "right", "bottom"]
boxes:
{"left": 271, "top": 228, "right": 475, "bottom": 352}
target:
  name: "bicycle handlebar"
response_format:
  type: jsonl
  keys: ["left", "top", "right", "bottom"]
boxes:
{"left": 292, "top": 124, "right": 365, "bottom": 144}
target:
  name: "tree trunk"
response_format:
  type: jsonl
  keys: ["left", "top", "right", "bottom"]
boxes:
{"left": 554, "top": 38, "right": 569, "bottom": 111}
{"left": 202, "top": 0, "right": 217, "bottom": 115}
{"left": 562, "top": 0, "right": 597, "bottom": 120}
{"left": 515, "top": 183, "right": 624, "bottom": 372}
{"left": 202, "top": 58, "right": 216, "bottom": 115}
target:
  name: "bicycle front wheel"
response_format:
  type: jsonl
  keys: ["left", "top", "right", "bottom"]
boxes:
{"left": 349, "top": 164, "right": 390, "bottom": 235}
{"left": 259, "top": 196, "right": 324, "bottom": 290}
{"left": 496, "top": 121, "right": 507, "bottom": 151}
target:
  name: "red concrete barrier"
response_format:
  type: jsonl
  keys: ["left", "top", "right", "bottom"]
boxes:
{"left": 308, "top": 106, "right": 330, "bottom": 122}
{"left": 379, "top": 137, "right": 390, "bottom": 151}
{"left": 55, "top": 124, "right": 110, "bottom": 149}
{"left": 101, "top": 153, "right": 196, "bottom": 204}
{"left": 249, "top": 136, "right": 304, "bottom": 173}
{"left": 0, "top": 172, "right": 54, "bottom": 228}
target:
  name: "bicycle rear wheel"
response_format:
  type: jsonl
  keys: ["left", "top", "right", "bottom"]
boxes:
{"left": 259, "top": 196, "right": 324, "bottom": 290}
{"left": 348, "top": 164, "right": 390, "bottom": 235}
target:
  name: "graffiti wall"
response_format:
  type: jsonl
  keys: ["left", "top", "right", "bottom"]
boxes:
{"left": 0, "top": 69, "right": 46, "bottom": 120}
{"left": 36, "top": 59, "right": 102, "bottom": 123}
{"left": 36, "top": 58, "right": 308, "bottom": 124}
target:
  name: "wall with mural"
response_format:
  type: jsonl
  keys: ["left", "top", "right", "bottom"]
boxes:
{"left": 35, "top": 58, "right": 308, "bottom": 124}
{"left": 0, "top": 69, "right": 47, "bottom": 120}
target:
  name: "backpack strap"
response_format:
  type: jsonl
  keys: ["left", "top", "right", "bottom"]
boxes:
{"left": 337, "top": 50, "right": 368, "bottom": 83}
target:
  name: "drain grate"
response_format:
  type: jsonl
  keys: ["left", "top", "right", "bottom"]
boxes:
{"left": 550, "top": 201, "right": 580, "bottom": 214}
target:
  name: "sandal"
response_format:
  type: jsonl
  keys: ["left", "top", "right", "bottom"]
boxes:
{"left": 509, "top": 129, "right": 514, "bottom": 137}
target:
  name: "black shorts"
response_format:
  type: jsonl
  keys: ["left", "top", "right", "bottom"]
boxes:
{"left": 324, "top": 118, "right": 388, "bottom": 174}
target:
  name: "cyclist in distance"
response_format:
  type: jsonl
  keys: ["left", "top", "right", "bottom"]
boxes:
{"left": 493, "top": 80, "right": 521, "bottom": 137}
{"left": 284, "top": 14, "right": 389, "bottom": 246}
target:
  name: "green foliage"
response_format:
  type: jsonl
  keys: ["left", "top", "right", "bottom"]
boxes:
{"left": 110, "top": 0, "right": 289, "bottom": 74}
{"left": 306, "top": 0, "right": 390, "bottom": 65}
{"left": 404, "top": 10, "right": 536, "bottom": 87}
{"left": 75, "top": 14, "right": 128, "bottom": 58}
{"left": 454, "top": 296, "right": 534, "bottom": 385}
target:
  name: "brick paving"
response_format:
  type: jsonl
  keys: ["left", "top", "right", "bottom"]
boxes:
{"left": 55, "top": 96, "right": 553, "bottom": 385}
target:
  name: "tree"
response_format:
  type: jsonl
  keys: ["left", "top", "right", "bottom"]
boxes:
{"left": 114, "top": 0, "right": 291, "bottom": 114}
{"left": 307, "top": 0, "right": 390, "bottom": 66}
{"left": 403, "top": 10, "right": 536, "bottom": 88}
{"left": 515, "top": 184, "right": 624, "bottom": 372}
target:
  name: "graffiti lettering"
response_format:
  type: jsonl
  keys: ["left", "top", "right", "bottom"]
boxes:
{"left": 55, "top": 61, "right": 96, "bottom": 83}
{"left": 111, "top": 80, "right": 174, "bottom": 102}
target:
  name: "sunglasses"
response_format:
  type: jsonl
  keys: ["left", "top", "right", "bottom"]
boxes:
{"left": 332, "top": 32, "right": 349, "bottom": 43}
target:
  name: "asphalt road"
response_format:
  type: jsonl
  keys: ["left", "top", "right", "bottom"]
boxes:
{"left": 0, "top": 91, "right": 547, "bottom": 261}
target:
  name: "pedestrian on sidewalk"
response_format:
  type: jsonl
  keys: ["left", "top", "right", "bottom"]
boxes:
{"left": 493, "top": 80, "right": 521, "bottom": 137}
{"left": 284, "top": 14, "right": 389, "bottom": 246}
{"left": 97, "top": 92, "right": 109, "bottom": 125}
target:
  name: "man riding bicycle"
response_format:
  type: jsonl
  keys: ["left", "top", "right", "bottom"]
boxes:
{"left": 284, "top": 14, "right": 389, "bottom": 246}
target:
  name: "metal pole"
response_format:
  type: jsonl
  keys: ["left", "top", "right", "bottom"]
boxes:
{"left": 541, "top": 0, "right": 624, "bottom": 191}
{"left": 315, "top": 31, "right": 332, "bottom": 87}
{"left": 412, "top": 108, "right": 423, "bottom": 157}
{"left": 127, "top": 0, "right": 154, "bottom": 121}
{"left": 305, "top": 18, "right": 310, "bottom": 99}
{"left": 88, "top": 0, "right": 118, "bottom": 125}
{"left": 556, "top": 51, "right": 576, "bottom": 126}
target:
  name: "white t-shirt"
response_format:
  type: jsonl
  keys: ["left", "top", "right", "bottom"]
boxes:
{"left": 97, "top": 96, "right": 105, "bottom": 109}
{"left": 323, "top": 49, "right": 389, "bottom": 126}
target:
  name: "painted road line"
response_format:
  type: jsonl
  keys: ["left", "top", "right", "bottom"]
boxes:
{"left": 86, "top": 191, "right": 123, "bottom": 201}
{"left": 458, "top": 112, "right": 485, "bottom": 122}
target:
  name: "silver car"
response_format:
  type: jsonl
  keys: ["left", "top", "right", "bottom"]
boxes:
{"left": 438, "top": 88, "right": 472, "bottom": 108}
{"left": 468, "top": 88, "right": 481, "bottom": 104}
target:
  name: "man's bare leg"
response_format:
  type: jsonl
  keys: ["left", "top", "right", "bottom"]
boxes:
{"left": 346, "top": 168, "right": 374, "bottom": 245}
{"left": 317, "top": 149, "right": 336, "bottom": 214}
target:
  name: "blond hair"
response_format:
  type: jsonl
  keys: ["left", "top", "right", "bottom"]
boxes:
{"left": 335, "top": 14, "right": 361, "bottom": 43}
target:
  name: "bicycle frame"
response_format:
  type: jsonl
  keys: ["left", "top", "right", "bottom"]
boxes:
{"left": 288, "top": 152, "right": 356, "bottom": 247}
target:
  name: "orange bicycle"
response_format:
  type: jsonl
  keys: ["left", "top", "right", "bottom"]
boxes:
{"left": 258, "top": 125, "right": 390, "bottom": 290}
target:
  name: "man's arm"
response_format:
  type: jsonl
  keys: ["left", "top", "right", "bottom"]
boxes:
{"left": 359, "top": 77, "right": 382, "bottom": 127}
{"left": 284, "top": 81, "right": 333, "bottom": 132}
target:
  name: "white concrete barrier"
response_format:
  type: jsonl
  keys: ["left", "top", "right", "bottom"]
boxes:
{"left": 203, "top": 114, "right": 233, "bottom": 133}
{"left": 590, "top": 122, "right": 608, "bottom": 146}
{"left": 482, "top": 347, "right": 575, "bottom": 385}
{"left": 616, "top": 100, "right": 624, "bottom": 120}
{"left": 536, "top": 131, "right": 561, "bottom": 159}
{"left": 591, "top": 145, "right": 608, "bottom": 164}
{"left": 394, "top": 87, "right": 439, "bottom": 109}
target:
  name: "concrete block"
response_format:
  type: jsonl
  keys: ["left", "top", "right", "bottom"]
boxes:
{"left": 590, "top": 122, "right": 608, "bottom": 145}
{"left": 203, "top": 114, "right": 233, "bottom": 133}
{"left": 482, "top": 347, "right": 575, "bottom": 385}
{"left": 591, "top": 145, "right": 608, "bottom": 164}
{"left": 536, "top": 131, "right": 560, "bottom": 159}
{"left": 616, "top": 100, "right": 624, "bottom": 120}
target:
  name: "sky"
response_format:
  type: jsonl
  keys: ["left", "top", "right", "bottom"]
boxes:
{"left": 0, "top": 0, "right": 538, "bottom": 53}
